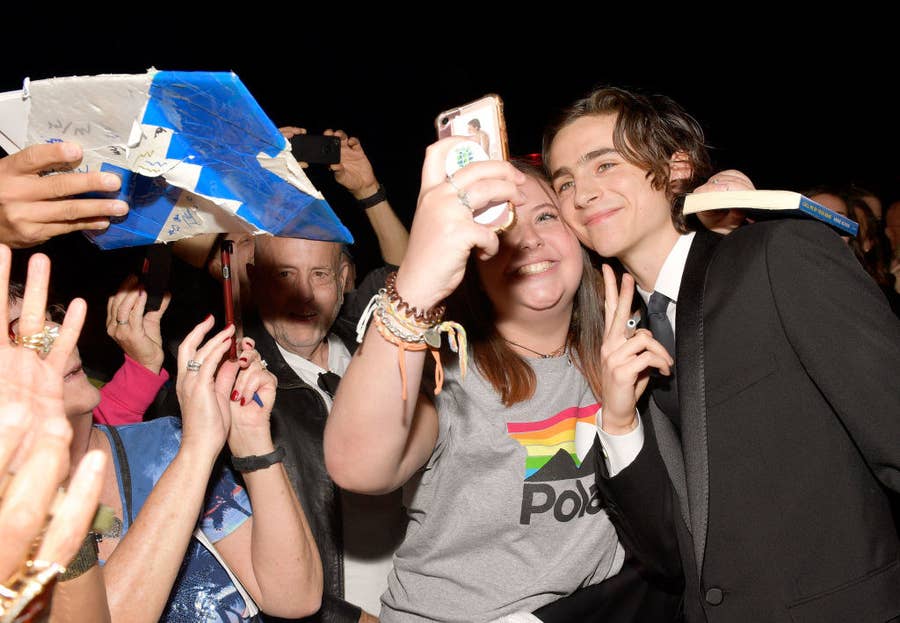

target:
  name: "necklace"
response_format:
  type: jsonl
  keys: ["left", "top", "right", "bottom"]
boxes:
{"left": 502, "top": 338, "right": 567, "bottom": 359}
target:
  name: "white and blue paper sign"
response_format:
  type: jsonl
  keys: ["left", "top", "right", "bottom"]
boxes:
{"left": 13, "top": 69, "right": 353, "bottom": 249}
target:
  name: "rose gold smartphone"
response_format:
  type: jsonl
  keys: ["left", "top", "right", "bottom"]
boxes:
{"left": 435, "top": 94, "right": 513, "bottom": 230}
{"left": 436, "top": 94, "right": 509, "bottom": 161}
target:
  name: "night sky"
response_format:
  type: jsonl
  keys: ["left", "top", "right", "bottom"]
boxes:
{"left": 3, "top": 17, "right": 896, "bottom": 277}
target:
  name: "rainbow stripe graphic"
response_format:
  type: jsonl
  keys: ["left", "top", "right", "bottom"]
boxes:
{"left": 507, "top": 405, "right": 599, "bottom": 478}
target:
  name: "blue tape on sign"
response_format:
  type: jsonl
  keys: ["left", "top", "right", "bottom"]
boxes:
{"left": 141, "top": 71, "right": 352, "bottom": 244}
{"left": 84, "top": 70, "right": 352, "bottom": 249}
{"left": 87, "top": 164, "right": 185, "bottom": 249}
{"left": 247, "top": 196, "right": 350, "bottom": 242}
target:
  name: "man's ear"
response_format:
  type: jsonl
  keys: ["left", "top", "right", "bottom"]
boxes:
{"left": 669, "top": 150, "right": 693, "bottom": 182}
{"left": 337, "top": 262, "right": 350, "bottom": 303}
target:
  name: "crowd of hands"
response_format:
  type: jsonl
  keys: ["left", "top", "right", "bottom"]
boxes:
{"left": 0, "top": 247, "right": 290, "bottom": 620}
{"left": 0, "top": 127, "right": 380, "bottom": 620}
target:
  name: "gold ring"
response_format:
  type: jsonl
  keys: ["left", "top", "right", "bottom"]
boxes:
{"left": 0, "top": 559, "right": 66, "bottom": 621}
{"left": 15, "top": 325, "right": 60, "bottom": 354}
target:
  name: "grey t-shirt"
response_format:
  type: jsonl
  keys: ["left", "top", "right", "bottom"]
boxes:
{"left": 381, "top": 352, "right": 624, "bottom": 622}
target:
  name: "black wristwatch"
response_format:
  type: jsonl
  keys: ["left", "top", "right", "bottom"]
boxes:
{"left": 356, "top": 184, "right": 387, "bottom": 209}
{"left": 231, "top": 446, "right": 286, "bottom": 472}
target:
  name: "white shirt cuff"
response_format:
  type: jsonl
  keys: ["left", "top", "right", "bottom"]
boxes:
{"left": 597, "top": 410, "right": 644, "bottom": 476}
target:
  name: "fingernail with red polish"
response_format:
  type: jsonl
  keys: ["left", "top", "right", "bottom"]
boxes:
{"left": 240, "top": 397, "right": 246, "bottom": 406}
{"left": 231, "top": 390, "right": 239, "bottom": 401}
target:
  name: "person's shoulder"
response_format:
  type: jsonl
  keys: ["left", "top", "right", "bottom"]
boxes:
{"left": 339, "top": 264, "right": 395, "bottom": 317}
{"left": 730, "top": 218, "right": 840, "bottom": 243}
{"left": 716, "top": 218, "right": 844, "bottom": 258}
{"left": 355, "top": 265, "right": 396, "bottom": 297}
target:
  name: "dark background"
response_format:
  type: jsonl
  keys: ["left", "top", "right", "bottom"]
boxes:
{"left": 2, "top": 17, "right": 896, "bottom": 315}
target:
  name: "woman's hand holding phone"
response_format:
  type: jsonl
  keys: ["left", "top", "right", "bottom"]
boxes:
{"left": 394, "top": 138, "right": 526, "bottom": 312}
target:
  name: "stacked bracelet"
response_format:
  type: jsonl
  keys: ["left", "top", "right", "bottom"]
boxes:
{"left": 356, "top": 184, "right": 387, "bottom": 210}
{"left": 355, "top": 280, "right": 467, "bottom": 401}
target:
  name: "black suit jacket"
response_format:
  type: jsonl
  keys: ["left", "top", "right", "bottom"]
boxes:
{"left": 598, "top": 221, "right": 900, "bottom": 623}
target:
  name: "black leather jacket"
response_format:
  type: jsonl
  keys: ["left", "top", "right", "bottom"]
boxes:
{"left": 248, "top": 267, "right": 398, "bottom": 623}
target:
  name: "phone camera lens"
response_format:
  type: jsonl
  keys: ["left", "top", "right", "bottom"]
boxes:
{"left": 440, "top": 117, "right": 449, "bottom": 126}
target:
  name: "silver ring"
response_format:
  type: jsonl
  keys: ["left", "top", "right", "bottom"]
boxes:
{"left": 456, "top": 189, "right": 472, "bottom": 211}
{"left": 446, "top": 175, "right": 473, "bottom": 211}
{"left": 186, "top": 359, "right": 202, "bottom": 372}
{"left": 116, "top": 320, "right": 129, "bottom": 325}
{"left": 445, "top": 173, "right": 462, "bottom": 192}
{"left": 259, "top": 359, "right": 268, "bottom": 370}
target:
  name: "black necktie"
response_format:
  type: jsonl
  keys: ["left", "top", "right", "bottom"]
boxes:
{"left": 317, "top": 371, "right": 341, "bottom": 398}
{"left": 647, "top": 291, "right": 680, "bottom": 427}
{"left": 647, "top": 291, "right": 675, "bottom": 358}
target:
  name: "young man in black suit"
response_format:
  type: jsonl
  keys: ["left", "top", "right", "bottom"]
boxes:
{"left": 544, "top": 87, "right": 900, "bottom": 623}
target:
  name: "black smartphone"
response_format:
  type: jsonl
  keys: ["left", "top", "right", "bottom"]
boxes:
{"left": 290, "top": 134, "right": 341, "bottom": 165}
{"left": 140, "top": 244, "right": 172, "bottom": 313}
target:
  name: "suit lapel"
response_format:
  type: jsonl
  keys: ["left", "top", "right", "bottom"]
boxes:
{"left": 675, "top": 228, "right": 720, "bottom": 574}
{"left": 639, "top": 299, "right": 691, "bottom": 528}
{"left": 648, "top": 398, "right": 691, "bottom": 530}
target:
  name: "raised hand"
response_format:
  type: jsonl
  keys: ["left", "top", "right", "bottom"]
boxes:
{"left": 394, "top": 137, "right": 527, "bottom": 311}
{"left": 1, "top": 248, "right": 86, "bottom": 463}
{"left": 175, "top": 317, "right": 235, "bottom": 457}
{"left": 224, "top": 337, "right": 278, "bottom": 457}
{"left": 597, "top": 264, "right": 673, "bottom": 433}
{"left": 0, "top": 243, "right": 106, "bottom": 610}
{"left": 0, "top": 143, "right": 129, "bottom": 248}
{"left": 105, "top": 274, "right": 170, "bottom": 374}
{"left": 323, "top": 129, "right": 379, "bottom": 198}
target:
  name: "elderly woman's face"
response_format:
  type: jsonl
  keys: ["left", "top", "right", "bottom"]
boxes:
{"left": 8, "top": 298, "right": 100, "bottom": 418}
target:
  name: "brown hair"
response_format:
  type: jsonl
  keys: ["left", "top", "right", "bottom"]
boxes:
{"left": 542, "top": 86, "right": 713, "bottom": 232}
{"left": 847, "top": 197, "right": 892, "bottom": 287}
{"left": 445, "top": 159, "right": 605, "bottom": 406}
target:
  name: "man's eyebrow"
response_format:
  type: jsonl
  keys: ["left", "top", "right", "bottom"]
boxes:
{"left": 549, "top": 147, "right": 618, "bottom": 182}
{"left": 549, "top": 166, "right": 570, "bottom": 182}
{"left": 578, "top": 147, "right": 617, "bottom": 166}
